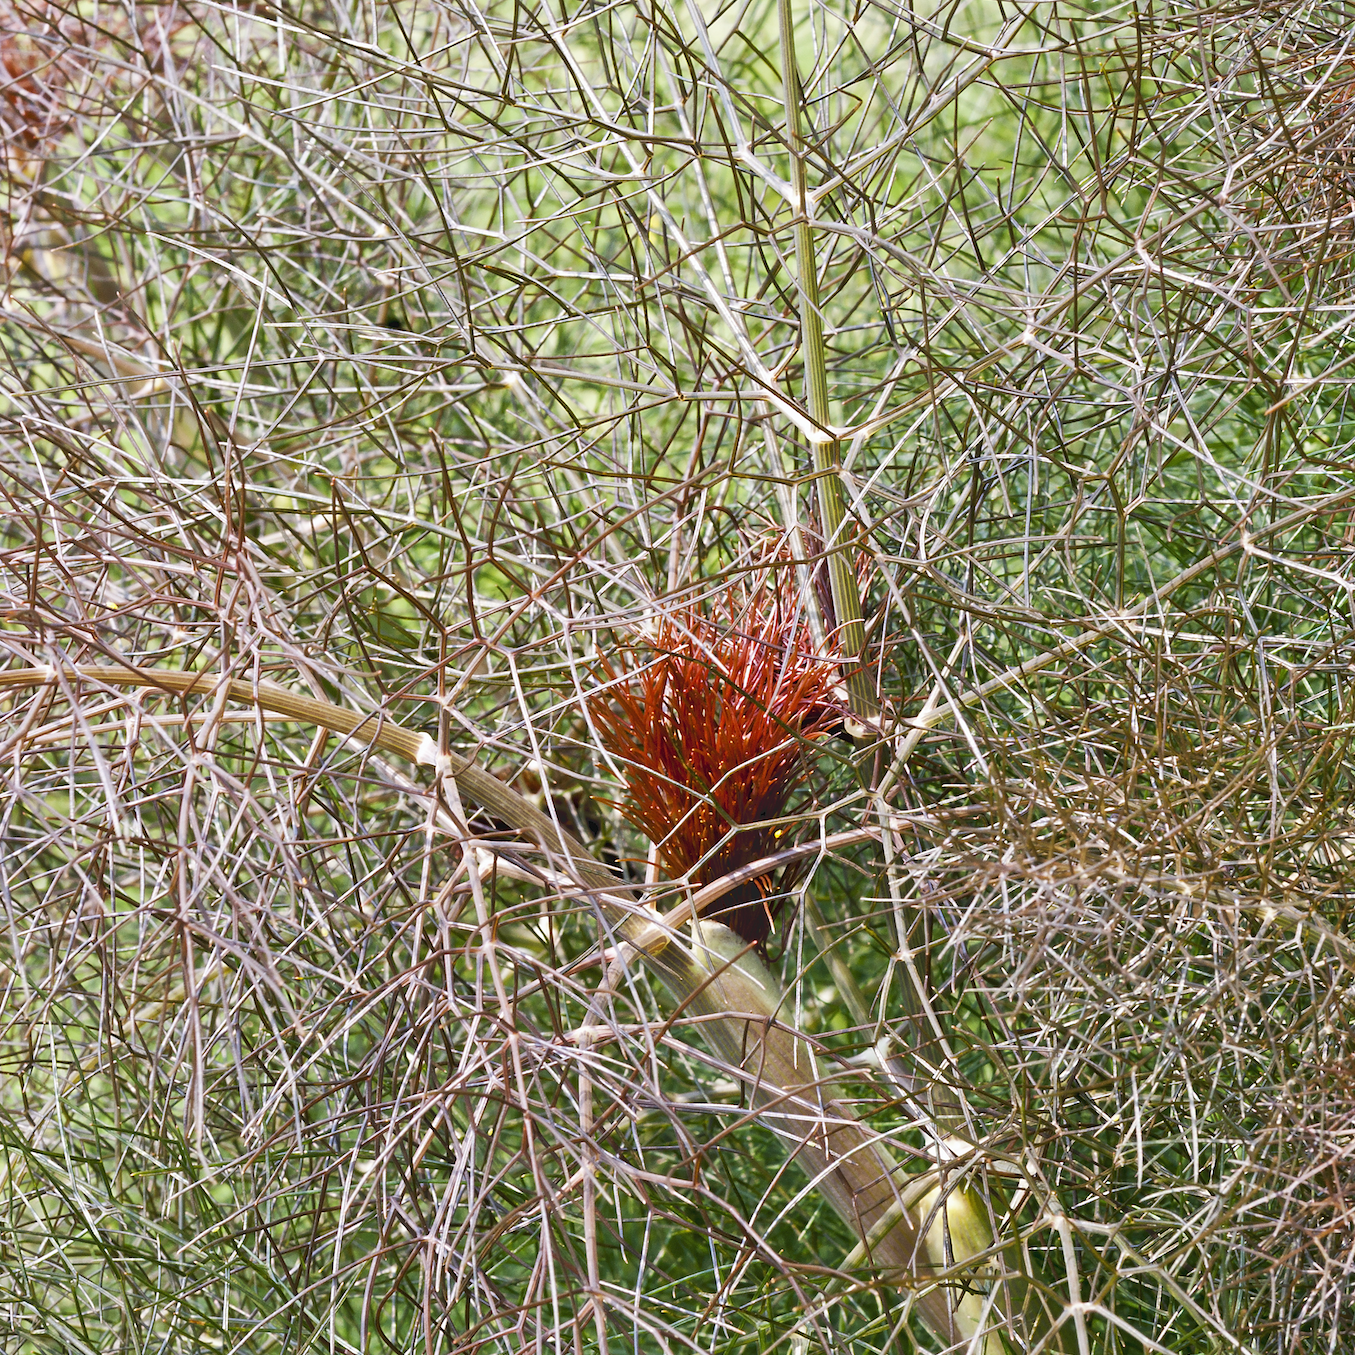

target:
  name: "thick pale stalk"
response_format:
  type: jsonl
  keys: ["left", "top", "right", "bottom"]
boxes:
{"left": 679, "top": 923, "right": 1011, "bottom": 1350}
{"left": 775, "top": 0, "right": 877, "bottom": 724}
{"left": 1, "top": 665, "right": 1010, "bottom": 1347}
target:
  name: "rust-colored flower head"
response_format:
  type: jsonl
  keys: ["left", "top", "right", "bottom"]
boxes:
{"left": 590, "top": 581, "right": 839, "bottom": 948}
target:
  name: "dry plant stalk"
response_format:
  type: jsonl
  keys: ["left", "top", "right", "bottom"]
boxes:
{"left": 0, "top": 660, "right": 1013, "bottom": 1349}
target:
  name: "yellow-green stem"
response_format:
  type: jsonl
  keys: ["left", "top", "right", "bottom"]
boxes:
{"left": 776, "top": 0, "right": 877, "bottom": 723}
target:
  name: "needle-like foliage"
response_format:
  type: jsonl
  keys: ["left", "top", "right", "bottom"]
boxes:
{"left": 4, "top": 0, "right": 1355, "bottom": 1350}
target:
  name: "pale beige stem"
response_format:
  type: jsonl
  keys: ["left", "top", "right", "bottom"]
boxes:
{"left": 0, "top": 663, "right": 1012, "bottom": 1348}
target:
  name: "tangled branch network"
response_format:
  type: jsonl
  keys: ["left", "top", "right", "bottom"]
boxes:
{"left": 2, "top": 0, "right": 1355, "bottom": 1350}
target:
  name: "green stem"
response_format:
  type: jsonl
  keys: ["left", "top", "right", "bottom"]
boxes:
{"left": 776, "top": 0, "right": 877, "bottom": 724}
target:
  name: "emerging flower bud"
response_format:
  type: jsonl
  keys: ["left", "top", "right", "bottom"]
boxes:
{"left": 591, "top": 582, "right": 839, "bottom": 947}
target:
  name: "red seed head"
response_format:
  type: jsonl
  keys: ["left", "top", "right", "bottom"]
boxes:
{"left": 590, "top": 582, "right": 839, "bottom": 947}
